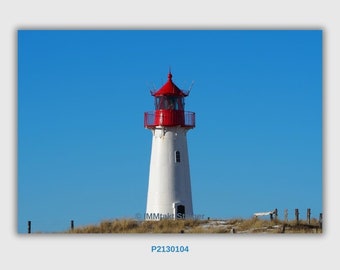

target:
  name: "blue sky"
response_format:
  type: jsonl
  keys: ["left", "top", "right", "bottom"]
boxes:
{"left": 17, "top": 30, "right": 322, "bottom": 233}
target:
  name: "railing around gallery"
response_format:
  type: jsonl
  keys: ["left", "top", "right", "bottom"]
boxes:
{"left": 144, "top": 110, "right": 195, "bottom": 128}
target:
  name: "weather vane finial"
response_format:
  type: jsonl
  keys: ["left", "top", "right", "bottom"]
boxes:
{"left": 168, "top": 66, "right": 172, "bottom": 80}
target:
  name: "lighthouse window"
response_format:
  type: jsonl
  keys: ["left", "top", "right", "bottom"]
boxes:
{"left": 155, "top": 96, "right": 183, "bottom": 110}
{"left": 175, "top": 151, "right": 181, "bottom": 163}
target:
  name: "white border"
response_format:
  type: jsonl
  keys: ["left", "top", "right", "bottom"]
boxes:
{"left": 1, "top": 0, "right": 338, "bottom": 268}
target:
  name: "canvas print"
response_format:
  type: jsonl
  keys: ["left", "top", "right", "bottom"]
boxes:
{"left": 18, "top": 30, "right": 322, "bottom": 233}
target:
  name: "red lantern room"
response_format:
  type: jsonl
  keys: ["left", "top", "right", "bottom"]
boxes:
{"left": 144, "top": 72, "right": 195, "bottom": 128}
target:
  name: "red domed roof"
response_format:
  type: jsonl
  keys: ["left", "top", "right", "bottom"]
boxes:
{"left": 151, "top": 72, "right": 188, "bottom": 97}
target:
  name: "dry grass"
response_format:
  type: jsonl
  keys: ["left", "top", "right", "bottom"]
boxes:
{"left": 65, "top": 217, "right": 322, "bottom": 234}
{"left": 68, "top": 219, "right": 204, "bottom": 233}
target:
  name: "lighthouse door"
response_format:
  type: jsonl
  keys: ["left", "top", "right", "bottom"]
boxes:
{"left": 176, "top": 205, "right": 185, "bottom": 219}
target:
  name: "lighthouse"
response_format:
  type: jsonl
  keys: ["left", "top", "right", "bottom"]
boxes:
{"left": 144, "top": 72, "right": 195, "bottom": 220}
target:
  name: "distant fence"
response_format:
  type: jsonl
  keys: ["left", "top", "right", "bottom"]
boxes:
{"left": 253, "top": 208, "right": 322, "bottom": 227}
{"left": 26, "top": 219, "right": 75, "bottom": 234}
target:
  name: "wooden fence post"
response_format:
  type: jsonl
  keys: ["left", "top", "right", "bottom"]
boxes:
{"left": 319, "top": 213, "right": 323, "bottom": 230}
{"left": 274, "top": 208, "right": 278, "bottom": 220}
{"left": 284, "top": 209, "right": 288, "bottom": 222}
{"left": 28, "top": 220, "right": 31, "bottom": 234}
{"left": 70, "top": 220, "right": 74, "bottom": 231}
{"left": 307, "top": 208, "right": 311, "bottom": 224}
{"left": 295, "top": 209, "right": 299, "bottom": 224}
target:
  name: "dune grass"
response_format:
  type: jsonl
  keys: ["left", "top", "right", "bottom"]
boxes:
{"left": 65, "top": 217, "right": 322, "bottom": 234}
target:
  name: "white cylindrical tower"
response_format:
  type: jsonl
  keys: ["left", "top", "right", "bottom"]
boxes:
{"left": 144, "top": 72, "right": 195, "bottom": 220}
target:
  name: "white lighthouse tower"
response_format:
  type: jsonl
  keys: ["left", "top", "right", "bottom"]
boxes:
{"left": 144, "top": 72, "right": 195, "bottom": 220}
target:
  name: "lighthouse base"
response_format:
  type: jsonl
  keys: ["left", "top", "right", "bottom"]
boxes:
{"left": 145, "top": 202, "right": 191, "bottom": 220}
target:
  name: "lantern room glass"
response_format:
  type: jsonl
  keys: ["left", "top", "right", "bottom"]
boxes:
{"left": 155, "top": 96, "right": 185, "bottom": 110}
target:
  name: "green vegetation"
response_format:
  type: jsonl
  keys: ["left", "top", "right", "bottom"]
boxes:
{"left": 64, "top": 217, "right": 322, "bottom": 234}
